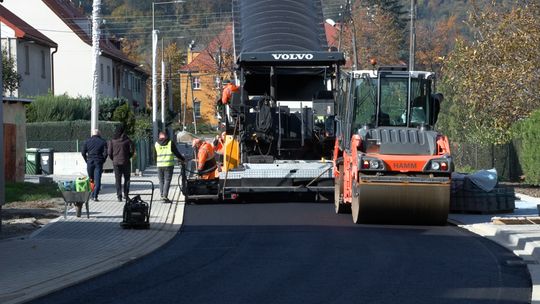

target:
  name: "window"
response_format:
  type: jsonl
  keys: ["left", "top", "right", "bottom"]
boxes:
{"left": 123, "top": 70, "right": 127, "bottom": 89}
{"left": 112, "top": 68, "right": 116, "bottom": 87}
{"left": 192, "top": 76, "right": 201, "bottom": 90}
{"left": 214, "top": 76, "right": 221, "bottom": 89}
{"left": 100, "top": 64, "right": 104, "bottom": 83}
{"left": 41, "top": 50, "right": 46, "bottom": 78}
{"left": 128, "top": 73, "right": 132, "bottom": 90}
{"left": 107, "top": 66, "right": 111, "bottom": 85}
{"left": 24, "top": 46, "right": 30, "bottom": 75}
{"left": 193, "top": 99, "right": 201, "bottom": 117}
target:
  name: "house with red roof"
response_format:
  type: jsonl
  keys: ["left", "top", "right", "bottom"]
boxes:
{"left": 0, "top": 5, "right": 57, "bottom": 97}
{"left": 1, "top": 0, "right": 147, "bottom": 108}
{"left": 179, "top": 24, "right": 234, "bottom": 129}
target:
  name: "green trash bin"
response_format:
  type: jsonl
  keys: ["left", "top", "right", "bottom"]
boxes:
{"left": 39, "top": 148, "right": 55, "bottom": 175}
{"left": 25, "top": 148, "right": 41, "bottom": 175}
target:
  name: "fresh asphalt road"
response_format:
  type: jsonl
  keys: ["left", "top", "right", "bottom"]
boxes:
{"left": 30, "top": 202, "right": 530, "bottom": 304}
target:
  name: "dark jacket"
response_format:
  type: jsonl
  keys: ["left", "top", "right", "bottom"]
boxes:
{"left": 156, "top": 138, "right": 185, "bottom": 162}
{"left": 108, "top": 133, "right": 135, "bottom": 166}
{"left": 82, "top": 135, "right": 108, "bottom": 163}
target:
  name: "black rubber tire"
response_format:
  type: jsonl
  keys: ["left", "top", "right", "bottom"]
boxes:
{"left": 335, "top": 164, "right": 351, "bottom": 214}
{"left": 351, "top": 181, "right": 360, "bottom": 224}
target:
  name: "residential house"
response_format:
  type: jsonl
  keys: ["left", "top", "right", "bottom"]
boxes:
{"left": 180, "top": 25, "right": 234, "bottom": 129}
{"left": 0, "top": 5, "right": 57, "bottom": 97}
{"left": 2, "top": 0, "right": 148, "bottom": 108}
{"left": 179, "top": 21, "right": 342, "bottom": 130}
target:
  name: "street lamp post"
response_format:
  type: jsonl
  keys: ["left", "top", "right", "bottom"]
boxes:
{"left": 152, "top": 0, "right": 183, "bottom": 141}
{"left": 161, "top": 38, "right": 166, "bottom": 131}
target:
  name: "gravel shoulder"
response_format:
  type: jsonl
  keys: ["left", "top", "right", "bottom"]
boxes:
{"left": 0, "top": 198, "right": 65, "bottom": 240}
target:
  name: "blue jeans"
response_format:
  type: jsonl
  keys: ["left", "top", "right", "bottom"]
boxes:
{"left": 87, "top": 160, "right": 104, "bottom": 199}
{"left": 157, "top": 166, "right": 174, "bottom": 199}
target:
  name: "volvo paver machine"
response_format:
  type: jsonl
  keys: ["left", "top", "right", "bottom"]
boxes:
{"left": 183, "top": 0, "right": 345, "bottom": 203}
{"left": 333, "top": 67, "right": 452, "bottom": 224}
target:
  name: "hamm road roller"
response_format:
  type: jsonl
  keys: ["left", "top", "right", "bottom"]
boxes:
{"left": 333, "top": 66, "right": 452, "bottom": 225}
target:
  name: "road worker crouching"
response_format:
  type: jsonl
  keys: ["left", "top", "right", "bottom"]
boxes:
{"left": 192, "top": 138, "right": 218, "bottom": 179}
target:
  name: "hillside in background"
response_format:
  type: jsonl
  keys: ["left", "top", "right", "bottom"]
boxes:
{"left": 70, "top": 0, "right": 523, "bottom": 67}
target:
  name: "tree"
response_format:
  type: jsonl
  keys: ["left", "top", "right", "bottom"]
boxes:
{"left": 2, "top": 49, "right": 21, "bottom": 95}
{"left": 112, "top": 102, "right": 136, "bottom": 135}
{"left": 415, "top": 15, "right": 459, "bottom": 73}
{"left": 439, "top": 2, "right": 540, "bottom": 144}
{"left": 341, "top": 3, "right": 405, "bottom": 68}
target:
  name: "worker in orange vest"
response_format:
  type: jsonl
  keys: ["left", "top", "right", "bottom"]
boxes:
{"left": 221, "top": 80, "right": 239, "bottom": 105}
{"left": 192, "top": 138, "right": 217, "bottom": 179}
{"left": 212, "top": 132, "right": 227, "bottom": 170}
{"left": 213, "top": 132, "right": 226, "bottom": 155}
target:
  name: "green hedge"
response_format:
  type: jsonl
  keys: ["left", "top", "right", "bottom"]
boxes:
{"left": 516, "top": 109, "right": 540, "bottom": 185}
{"left": 27, "top": 120, "right": 122, "bottom": 142}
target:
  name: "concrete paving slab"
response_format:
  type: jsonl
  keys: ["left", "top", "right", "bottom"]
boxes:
{"left": 450, "top": 192, "right": 540, "bottom": 304}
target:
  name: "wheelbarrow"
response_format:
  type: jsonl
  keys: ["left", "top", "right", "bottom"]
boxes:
{"left": 60, "top": 191, "right": 91, "bottom": 218}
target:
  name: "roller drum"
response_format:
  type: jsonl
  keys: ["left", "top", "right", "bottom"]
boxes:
{"left": 352, "top": 180, "right": 450, "bottom": 225}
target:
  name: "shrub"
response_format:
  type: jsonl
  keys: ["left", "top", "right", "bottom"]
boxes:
{"left": 515, "top": 109, "right": 540, "bottom": 185}
{"left": 26, "top": 94, "right": 128, "bottom": 122}
{"left": 27, "top": 121, "right": 121, "bottom": 141}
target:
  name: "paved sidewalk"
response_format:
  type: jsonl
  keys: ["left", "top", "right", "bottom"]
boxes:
{"left": 449, "top": 193, "right": 540, "bottom": 304}
{"left": 0, "top": 167, "right": 185, "bottom": 304}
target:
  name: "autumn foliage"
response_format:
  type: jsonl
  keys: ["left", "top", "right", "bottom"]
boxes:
{"left": 439, "top": 2, "right": 540, "bottom": 145}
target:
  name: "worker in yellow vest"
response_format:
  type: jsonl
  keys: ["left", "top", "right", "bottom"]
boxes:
{"left": 155, "top": 131, "right": 185, "bottom": 203}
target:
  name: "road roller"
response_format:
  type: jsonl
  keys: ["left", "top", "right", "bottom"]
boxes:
{"left": 333, "top": 66, "right": 452, "bottom": 225}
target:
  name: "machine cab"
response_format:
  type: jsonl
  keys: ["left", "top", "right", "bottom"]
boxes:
{"left": 351, "top": 67, "right": 438, "bottom": 130}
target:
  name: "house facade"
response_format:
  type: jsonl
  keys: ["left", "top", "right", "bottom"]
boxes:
{"left": 0, "top": 5, "right": 57, "bottom": 97}
{"left": 179, "top": 25, "right": 235, "bottom": 130}
{"left": 1, "top": 0, "right": 147, "bottom": 108}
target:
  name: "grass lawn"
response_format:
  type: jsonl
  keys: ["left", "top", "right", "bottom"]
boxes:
{"left": 5, "top": 182, "right": 60, "bottom": 204}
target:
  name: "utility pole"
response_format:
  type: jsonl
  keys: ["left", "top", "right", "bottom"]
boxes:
{"left": 91, "top": 0, "right": 101, "bottom": 133}
{"left": 0, "top": 0, "right": 5, "bottom": 232}
{"left": 190, "top": 73, "right": 197, "bottom": 134}
{"left": 347, "top": 0, "right": 358, "bottom": 69}
{"left": 409, "top": 0, "right": 417, "bottom": 71}
{"left": 152, "top": 23, "right": 158, "bottom": 141}
{"left": 152, "top": 1, "right": 184, "bottom": 141}
{"left": 182, "top": 71, "right": 189, "bottom": 131}
{"left": 161, "top": 38, "right": 166, "bottom": 131}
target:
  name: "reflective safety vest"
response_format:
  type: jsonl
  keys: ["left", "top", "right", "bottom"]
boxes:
{"left": 197, "top": 142, "right": 217, "bottom": 172}
{"left": 155, "top": 141, "right": 175, "bottom": 167}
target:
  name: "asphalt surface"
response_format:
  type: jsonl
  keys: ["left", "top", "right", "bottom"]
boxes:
{"left": 29, "top": 202, "right": 531, "bottom": 304}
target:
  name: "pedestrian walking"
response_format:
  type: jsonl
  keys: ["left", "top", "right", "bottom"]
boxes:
{"left": 108, "top": 125, "right": 135, "bottom": 202}
{"left": 82, "top": 129, "right": 108, "bottom": 201}
{"left": 155, "top": 131, "right": 185, "bottom": 203}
